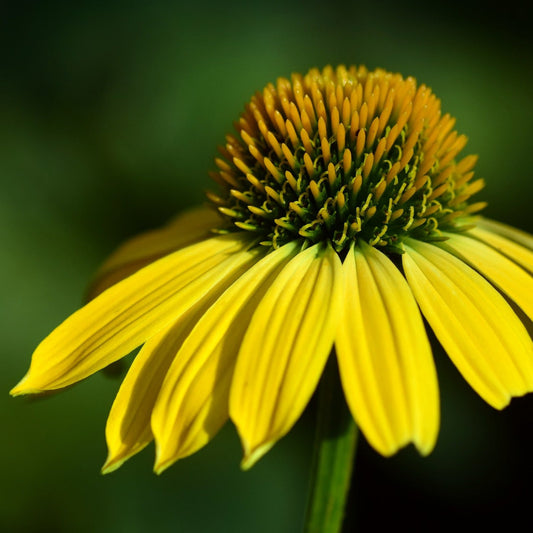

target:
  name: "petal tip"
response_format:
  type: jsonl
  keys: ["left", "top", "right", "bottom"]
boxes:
{"left": 240, "top": 440, "right": 275, "bottom": 470}
{"left": 365, "top": 434, "right": 403, "bottom": 458}
{"left": 153, "top": 443, "right": 177, "bottom": 475}
{"left": 484, "top": 391, "right": 511, "bottom": 411}
{"left": 9, "top": 374, "right": 33, "bottom": 397}
{"left": 375, "top": 445, "right": 398, "bottom": 458}
{"left": 415, "top": 440, "right": 436, "bottom": 457}
{"left": 101, "top": 455, "right": 124, "bottom": 475}
{"left": 153, "top": 458, "right": 171, "bottom": 476}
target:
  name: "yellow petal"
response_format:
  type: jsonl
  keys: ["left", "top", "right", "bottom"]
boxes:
{"left": 468, "top": 225, "right": 533, "bottom": 273}
{"left": 476, "top": 217, "right": 533, "bottom": 251}
{"left": 230, "top": 243, "right": 343, "bottom": 469}
{"left": 87, "top": 206, "right": 221, "bottom": 299}
{"left": 102, "top": 307, "right": 202, "bottom": 474}
{"left": 152, "top": 242, "right": 299, "bottom": 474}
{"left": 403, "top": 239, "right": 533, "bottom": 409}
{"left": 335, "top": 241, "right": 439, "bottom": 457}
{"left": 11, "top": 234, "right": 259, "bottom": 395}
{"left": 442, "top": 232, "right": 533, "bottom": 320}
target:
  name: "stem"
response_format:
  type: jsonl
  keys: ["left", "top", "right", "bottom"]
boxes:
{"left": 303, "top": 356, "right": 358, "bottom": 533}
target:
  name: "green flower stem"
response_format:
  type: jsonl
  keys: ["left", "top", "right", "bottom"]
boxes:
{"left": 303, "top": 356, "right": 358, "bottom": 533}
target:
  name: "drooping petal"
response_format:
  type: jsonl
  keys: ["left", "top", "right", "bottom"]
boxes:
{"left": 152, "top": 242, "right": 299, "bottom": 474}
{"left": 230, "top": 243, "right": 343, "bottom": 469}
{"left": 87, "top": 206, "right": 222, "bottom": 299}
{"left": 467, "top": 224, "right": 533, "bottom": 273}
{"left": 476, "top": 217, "right": 533, "bottom": 251}
{"left": 336, "top": 241, "right": 439, "bottom": 457}
{"left": 11, "top": 234, "right": 260, "bottom": 395}
{"left": 102, "top": 306, "right": 202, "bottom": 474}
{"left": 442, "top": 232, "right": 533, "bottom": 320}
{"left": 403, "top": 238, "right": 533, "bottom": 409}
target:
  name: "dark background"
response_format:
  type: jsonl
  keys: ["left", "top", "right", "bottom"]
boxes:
{"left": 2, "top": 1, "right": 532, "bottom": 531}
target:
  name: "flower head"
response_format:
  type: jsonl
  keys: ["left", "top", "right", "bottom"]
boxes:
{"left": 210, "top": 65, "right": 484, "bottom": 253}
{"left": 11, "top": 65, "right": 533, "bottom": 474}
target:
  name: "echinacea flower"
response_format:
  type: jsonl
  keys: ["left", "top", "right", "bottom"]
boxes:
{"left": 11, "top": 65, "right": 533, "bottom": 478}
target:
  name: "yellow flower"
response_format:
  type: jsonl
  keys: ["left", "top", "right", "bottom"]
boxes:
{"left": 11, "top": 65, "right": 533, "bottom": 475}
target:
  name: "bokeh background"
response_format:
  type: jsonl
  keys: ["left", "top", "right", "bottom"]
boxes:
{"left": 2, "top": 1, "right": 532, "bottom": 531}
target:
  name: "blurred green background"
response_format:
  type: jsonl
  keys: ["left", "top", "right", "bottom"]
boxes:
{"left": 2, "top": 1, "right": 532, "bottom": 531}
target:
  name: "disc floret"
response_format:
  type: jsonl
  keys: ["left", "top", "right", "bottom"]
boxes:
{"left": 208, "top": 65, "right": 486, "bottom": 253}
